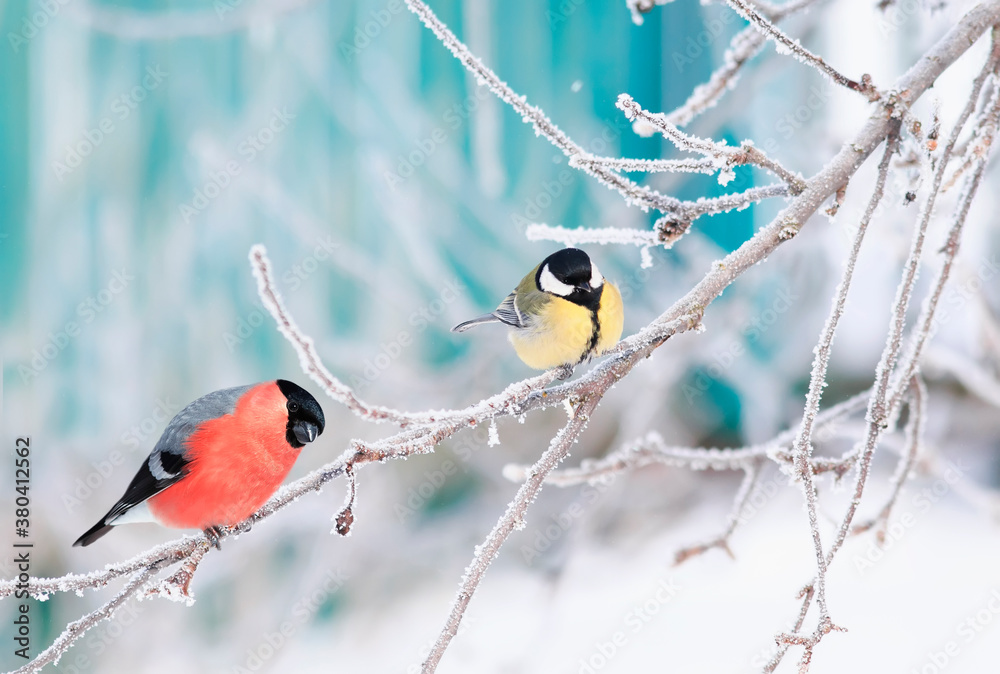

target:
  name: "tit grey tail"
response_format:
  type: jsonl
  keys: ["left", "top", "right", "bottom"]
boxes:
{"left": 73, "top": 520, "right": 114, "bottom": 547}
{"left": 451, "top": 314, "right": 502, "bottom": 332}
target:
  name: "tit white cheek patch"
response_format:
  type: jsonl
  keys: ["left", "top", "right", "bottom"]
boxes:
{"left": 539, "top": 264, "right": 575, "bottom": 296}
{"left": 590, "top": 263, "right": 604, "bottom": 288}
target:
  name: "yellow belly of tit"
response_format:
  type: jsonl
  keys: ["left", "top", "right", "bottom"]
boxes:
{"left": 508, "top": 284, "right": 624, "bottom": 370}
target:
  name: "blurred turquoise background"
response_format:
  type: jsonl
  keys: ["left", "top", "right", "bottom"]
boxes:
{"left": 1, "top": 0, "right": 770, "bottom": 451}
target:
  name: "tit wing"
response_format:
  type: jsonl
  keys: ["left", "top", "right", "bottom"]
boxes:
{"left": 452, "top": 264, "right": 542, "bottom": 333}
{"left": 73, "top": 385, "right": 253, "bottom": 547}
{"left": 452, "top": 292, "right": 527, "bottom": 331}
{"left": 493, "top": 292, "right": 527, "bottom": 328}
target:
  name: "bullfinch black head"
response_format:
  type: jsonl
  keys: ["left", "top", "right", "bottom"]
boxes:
{"left": 536, "top": 247, "right": 605, "bottom": 309}
{"left": 277, "top": 379, "right": 326, "bottom": 447}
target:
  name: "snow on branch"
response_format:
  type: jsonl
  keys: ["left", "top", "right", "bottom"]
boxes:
{"left": 525, "top": 223, "right": 660, "bottom": 249}
{"left": 722, "top": 0, "right": 877, "bottom": 98}
{"left": 402, "top": 0, "right": 686, "bottom": 217}
{"left": 251, "top": 245, "right": 431, "bottom": 427}
{"left": 672, "top": 457, "right": 764, "bottom": 565}
{"left": 404, "top": 0, "right": 828, "bottom": 254}
{"left": 525, "top": 183, "right": 792, "bottom": 252}
{"left": 851, "top": 376, "right": 926, "bottom": 543}
{"left": 503, "top": 387, "right": 872, "bottom": 490}
{"left": 786, "top": 122, "right": 902, "bottom": 634}
{"left": 405, "top": 0, "right": 807, "bottom": 254}
{"left": 420, "top": 394, "right": 604, "bottom": 673}
{"left": 664, "top": 0, "right": 824, "bottom": 127}
{"left": 571, "top": 154, "right": 719, "bottom": 174}
{"left": 617, "top": 94, "right": 806, "bottom": 191}
{"left": 829, "top": 22, "right": 1000, "bottom": 567}
{"left": 766, "top": 22, "right": 1000, "bottom": 670}
{"left": 10, "top": 568, "right": 160, "bottom": 674}
{"left": 889, "top": 41, "right": 1000, "bottom": 415}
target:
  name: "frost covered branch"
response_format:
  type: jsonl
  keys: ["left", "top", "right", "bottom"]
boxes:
{"left": 617, "top": 94, "right": 806, "bottom": 192}
{"left": 722, "top": 0, "right": 876, "bottom": 97}
{"left": 786, "top": 122, "right": 901, "bottom": 636}
{"left": 502, "top": 388, "right": 871, "bottom": 488}
{"left": 524, "top": 182, "right": 792, "bottom": 252}
{"left": 818, "top": 20, "right": 1000, "bottom": 572}
{"left": 404, "top": 0, "right": 807, "bottom": 247}
{"left": 251, "top": 246, "right": 437, "bottom": 427}
{"left": 571, "top": 154, "right": 719, "bottom": 174}
{"left": 888, "top": 42, "right": 1000, "bottom": 416}
{"left": 401, "top": 0, "right": 686, "bottom": 217}
{"left": 525, "top": 223, "right": 660, "bottom": 249}
{"left": 420, "top": 395, "right": 604, "bottom": 673}
{"left": 10, "top": 567, "right": 160, "bottom": 674}
{"left": 672, "top": 457, "right": 764, "bottom": 565}
{"left": 766, "top": 21, "right": 1000, "bottom": 671}
{"left": 851, "top": 376, "right": 926, "bottom": 543}
{"left": 664, "top": 0, "right": 824, "bottom": 127}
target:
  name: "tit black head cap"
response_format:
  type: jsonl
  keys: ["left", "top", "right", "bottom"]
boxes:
{"left": 539, "top": 248, "right": 593, "bottom": 287}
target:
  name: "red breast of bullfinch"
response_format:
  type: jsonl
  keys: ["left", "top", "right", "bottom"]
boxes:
{"left": 73, "top": 380, "right": 325, "bottom": 549}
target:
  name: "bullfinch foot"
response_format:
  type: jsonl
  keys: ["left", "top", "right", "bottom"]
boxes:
{"left": 203, "top": 526, "right": 224, "bottom": 550}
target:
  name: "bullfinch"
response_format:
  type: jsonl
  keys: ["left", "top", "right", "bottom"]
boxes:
{"left": 74, "top": 380, "right": 325, "bottom": 549}
{"left": 452, "top": 248, "right": 624, "bottom": 370}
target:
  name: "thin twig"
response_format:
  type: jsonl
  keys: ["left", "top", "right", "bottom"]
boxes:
{"left": 852, "top": 376, "right": 926, "bottom": 543}
{"left": 888, "top": 36, "right": 1000, "bottom": 416}
{"left": 789, "top": 123, "right": 901, "bottom": 630}
{"left": 664, "top": 0, "right": 825, "bottom": 127}
{"left": 722, "top": 0, "right": 876, "bottom": 98}
{"left": 251, "top": 246, "right": 429, "bottom": 427}
{"left": 503, "top": 389, "right": 872, "bottom": 488}
{"left": 525, "top": 223, "right": 660, "bottom": 249}
{"left": 12, "top": 567, "right": 160, "bottom": 674}
{"left": 419, "top": 395, "right": 604, "bottom": 673}
{"left": 527, "top": 182, "right": 792, "bottom": 250}
{"left": 673, "top": 457, "right": 765, "bottom": 565}
{"left": 618, "top": 95, "right": 806, "bottom": 193}
{"left": 571, "top": 154, "right": 718, "bottom": 174}
{"left": 402, "top": 0, "right": 686, "bottom": 216}
{"left": 770, "top": 32, "right": 1000, "bottom": 671}
{"left": 821, "top": 25, "right": 1000, "bottom": 567}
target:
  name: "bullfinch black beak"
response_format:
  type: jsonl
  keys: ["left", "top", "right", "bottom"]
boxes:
{"left": 292, "top": 420, "right": 320, "bottom": 445}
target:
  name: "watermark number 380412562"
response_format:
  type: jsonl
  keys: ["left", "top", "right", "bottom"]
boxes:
{"left": 13, "top": 437, "right": 32, "bottom": 661}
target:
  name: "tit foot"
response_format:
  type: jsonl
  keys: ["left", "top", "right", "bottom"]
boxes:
{"left": 555, "top": 364, "right": 575, "bottom": 380}
{"left": 203, "top": 526, "right": 224, "bottom": 551}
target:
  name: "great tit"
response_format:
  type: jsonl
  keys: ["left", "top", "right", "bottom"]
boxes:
{"left": 452, "top": 248, "right": 624, "bottom": 370}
